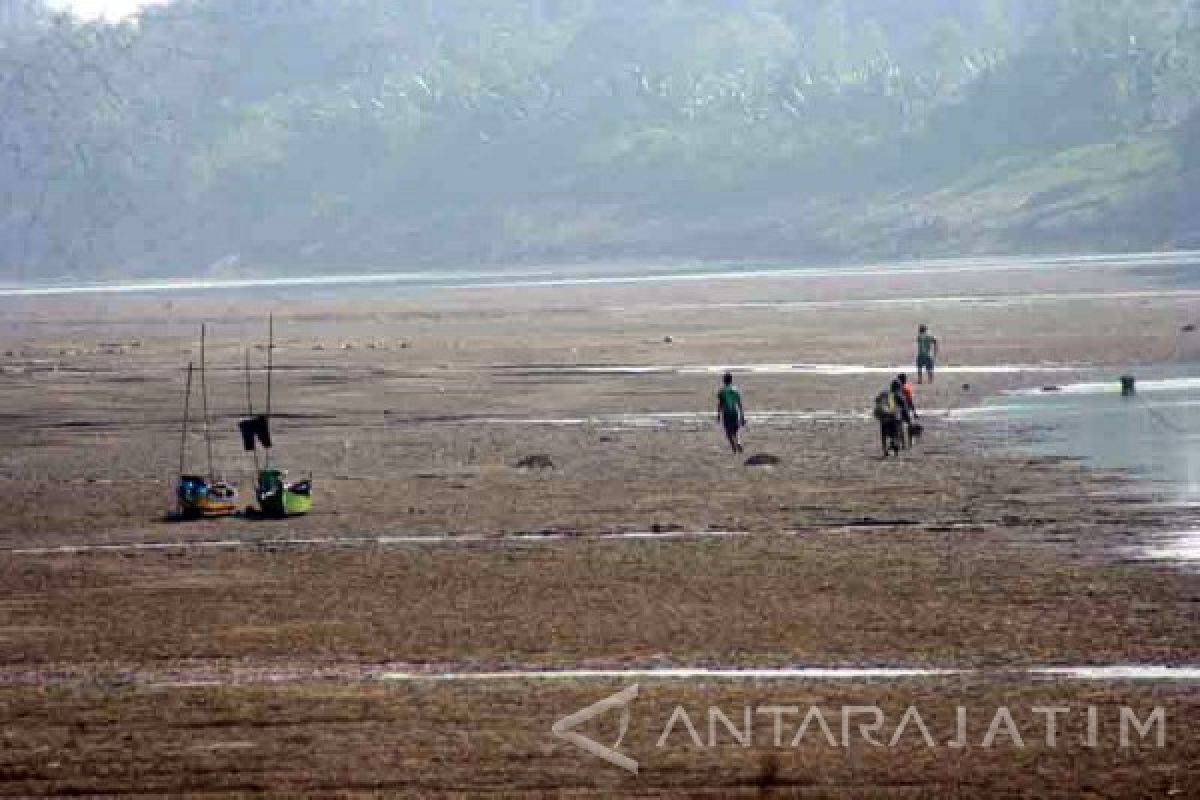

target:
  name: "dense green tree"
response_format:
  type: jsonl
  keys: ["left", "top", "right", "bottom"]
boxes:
{"left": 0, "top": 0, "right": 1197, "bottom": 278}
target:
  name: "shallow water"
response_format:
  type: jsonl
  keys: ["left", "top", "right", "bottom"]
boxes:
{"left": 1005, "top": 376, "right": 1200, "bottom": 397}
{"left": 7, "top": 530, "right": 753, "bottom": 556}
{"left": 980, "top": 373, "right": 1200, "bottom": 501}
{"left": 383, "top": 667, "right": 957, "bottom": 682}
{"left": 383, "top": 665, "right": 1200, "bottom": 682}
{"left": 977, "top": 368, "right": 1200, "bottom": 564}
{"left": 1030, "top": 666, "right": 1200, "bottom": 681}
{"left": 456, "top": 405, "right": 1027, "bottom": 430}
{"left": 608, "top": 288, "right": 1200, "bottom": 313}
{"left": 2, "top": 250, "right": 1197, "bottom": 298}
{"left": 500, "top": 363, "right": 1080, "bottom": 377}
{"left": 4, "top": 661, "right": 1197, "bottom": 689}
{"left": 1138, "top": 531, "right": 1200, "bottom": 562}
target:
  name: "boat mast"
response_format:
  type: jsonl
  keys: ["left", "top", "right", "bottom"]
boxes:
{"left": 179, "top": 362, "right": 194, "bottom": 478}
{"left": 200, "top": 324, "right": 215, "bottom": 483}
{"left": 245, "top": 347, "right": 260, "bottom": 474}
{"left": 265, "top": 314, "right": 274, "bottom": 469}
{"left": 245, "top": 348, "right": 253, "bottom": 417}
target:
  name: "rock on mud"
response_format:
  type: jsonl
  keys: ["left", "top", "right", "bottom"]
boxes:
{"left": 515, "top": 454, "right": 555, "bottom": 470}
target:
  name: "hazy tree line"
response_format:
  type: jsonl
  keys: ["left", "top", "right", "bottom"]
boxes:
{"left": 0, "top": 0, "right": 1198, "bottom": 279}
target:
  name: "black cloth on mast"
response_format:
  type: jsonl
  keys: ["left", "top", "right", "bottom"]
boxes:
{"left": 239, "top": 416, "right": 273, "bottom": 450}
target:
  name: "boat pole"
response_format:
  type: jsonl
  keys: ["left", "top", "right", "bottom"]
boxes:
{"left": 265, "top": 314, "right": 274, "bottom": 469}
{"left": 179, "top": 362, "right": 193, "bottom": 478}
{"left": 245, "top": 348, "right": 260, "bottom": 474}
{"left": 178, "top": 361, "right": 195, "bottom": 515}
{"left": 201, "top": 324, "right": 215, "bottom": 483}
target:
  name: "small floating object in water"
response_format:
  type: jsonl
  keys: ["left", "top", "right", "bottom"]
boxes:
{"left": 745, "top": 453, "right": 782, "bottom": 467}
{"left": 1182, "top": 324, "right": 1196, "bottom": 333}
{"left": 663, "top": 336, "right": 674, "bottom": 344}
{"left": 961, "top": 383, "right": 971, "bottom": 392}
{"left": 1041, "top": 385, "right": 1062, "bottom": 393}
{"left": 1121, "top": 375, "right": 1136, "bottom": 397}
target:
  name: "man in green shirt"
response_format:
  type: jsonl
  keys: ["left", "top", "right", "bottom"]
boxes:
{"left": 916, "top": 324, "right": 939, "bottom": 384}
{"left": 717, "top": 372, "right": 746, "bottom": 454}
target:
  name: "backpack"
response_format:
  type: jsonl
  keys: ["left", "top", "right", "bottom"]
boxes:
{"left": 874, "top": 391, "right": 896, "bottom": 420}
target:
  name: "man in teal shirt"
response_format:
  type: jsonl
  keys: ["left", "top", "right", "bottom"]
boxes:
{"left": 916, "top": 324, "right": 939, "bottom": 384}
{"left": 717, "top": 372, "right": 746, "bottom": 454}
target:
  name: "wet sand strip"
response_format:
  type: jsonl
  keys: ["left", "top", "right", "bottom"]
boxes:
{"left": 6, "top": 529, "right": 757, "bottom": 556}
{"left": 1, "top": 662, "right": 1197, "bottom": 690}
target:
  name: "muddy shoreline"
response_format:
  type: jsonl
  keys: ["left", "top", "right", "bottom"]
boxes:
{"left": 0, "top": 260, "right": 1197, "bottom": 795}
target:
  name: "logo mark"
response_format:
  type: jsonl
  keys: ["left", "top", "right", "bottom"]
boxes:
{"left": 552, "top": 684, "right": 639, "bottom": 774}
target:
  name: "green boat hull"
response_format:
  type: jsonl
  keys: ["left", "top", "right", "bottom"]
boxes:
{"left": 257, "top": 470, "right": 313, "bottom": 518}
{"left": 258, "top": 488, "right": 312, "bottom": 517}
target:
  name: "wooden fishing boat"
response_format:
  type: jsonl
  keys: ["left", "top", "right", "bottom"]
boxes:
{"left": 176, "top": 326, "right": 239, "bottom": 519}
{"left": 177, "top": 474, "right": 239, "bottom": 518}
{"left": 244, "top": 315, "right": 314, "bottom": 518}
{"left": 256, "top": 468, "right": 313, "bottom": 518}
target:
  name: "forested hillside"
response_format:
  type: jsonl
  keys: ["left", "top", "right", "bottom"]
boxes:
{"left": 1, "top": 0, "right": 1198, "bottom": 280}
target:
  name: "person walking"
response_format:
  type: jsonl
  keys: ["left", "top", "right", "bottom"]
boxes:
{"left": 916, "top": 324, "right": 939, "bottom": 384}
{"left": 717, "top": 372, "right": 746, "bottom": 454}
{"left": 897, "top": 372, "right": 919, "bottom": 447}
{"left": 874, "top": 383, "right": 903, "bottom": 458}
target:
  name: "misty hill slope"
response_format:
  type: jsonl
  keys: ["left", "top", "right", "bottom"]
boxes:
{"left": 826, "top": 132, "right": 1194, "bottom": 258}
{"left": 0, "top": 0, "right": 1197, "bottom": 280}
{"left": 259, "top": 132, "right": 1186, "bottom": 271}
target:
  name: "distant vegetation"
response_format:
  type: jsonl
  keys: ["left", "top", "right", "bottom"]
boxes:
{"left": 1, "top": 0, "right": 1198, "bottom": 280}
